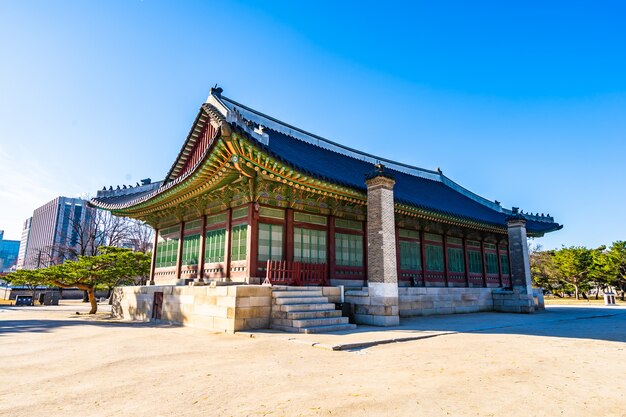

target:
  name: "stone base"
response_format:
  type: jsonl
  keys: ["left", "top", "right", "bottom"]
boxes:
{"left": 354, "top": 314, "right": 400, "bottom": 327}
{"left": 113, "top": 284, "right": 272, "bottom": 333}
{"left": 398, "top": 287, "right": 493, "bottom": 317}
{"left": 492, "top": 289, "right": 535, "bottom": 313}
{"left": 343, "top": 282, "right": 400, "bottom": 326}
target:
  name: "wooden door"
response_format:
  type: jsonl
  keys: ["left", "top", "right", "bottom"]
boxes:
{"left": 152, "top": 291, "right": 163, "bottom": 320}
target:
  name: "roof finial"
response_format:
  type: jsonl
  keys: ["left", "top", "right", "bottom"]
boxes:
{"left": 210, "top": 84, "right": 223, "bottom": 97}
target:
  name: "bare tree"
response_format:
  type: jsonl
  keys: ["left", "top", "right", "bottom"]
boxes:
{"left": 125, "top": 218, "right": 154, "bottom": 254}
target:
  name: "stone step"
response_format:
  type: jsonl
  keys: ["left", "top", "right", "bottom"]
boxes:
{"left": 273, "top": 296, "right": 329, "bottom": 305}
{"left": 279, "top": 303, "right": 336, "bottom": 312}
{"left": 272, "top": 290, "right": 323, "bottom": 298}
{"left": 272, "top": 286, "right": 324, "bottom": 291}
{"left": 271, "top": 316, "right": 350, "bottom": 329}
{"left": 272, "top": 309, "right": 343, "bottom": 320}
{"left": 270, "top": 323, "right": 357, "bottom": 334}
{"left": 292, "top": 316, "right": 350, "bottom": 328}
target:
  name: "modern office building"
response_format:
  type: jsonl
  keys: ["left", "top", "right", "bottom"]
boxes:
{"left": 21, "top": 197, "right": 93, "bottom": 269}
{"left": 15, "top": 217, "right": 32, "bottom": 269}
{"left": 0, "top": 230, "right": 20, "bottom": 272}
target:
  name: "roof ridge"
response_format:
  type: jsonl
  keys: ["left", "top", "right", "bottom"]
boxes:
{"left": 218, "top": 94, "right": 442, "bottom": 180}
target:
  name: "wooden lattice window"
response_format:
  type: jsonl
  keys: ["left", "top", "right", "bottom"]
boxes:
{"left": 205, "top": 228, "right": 226, "bottom": 263}
{"left": 258, "top": 223, "right": 283, "bottom": 263}
{"left": 399, "top": 240, "right": 421, "bottom": 270}
{"left": 155, "top": 226, "right": 180, "bottom": 268}
{"left": 181, "top": 234, "right": 200, "bottom": 266}
{"left": 230, "top": 224, "right": 248, "bottom": 262}
{"left": 500, "top": 254, "right": 510, "bottom": 275}
{"left": 467, "top": 240, "right": 483, "bottom": 274}
{"left": 335, "top": 233, "right": 363, "bottom": 267}
{"left": 424, "top": 233, "right": 444, "bottom": 272}
{"left": 294, "top": 227, "right": 326, "bottom": 264}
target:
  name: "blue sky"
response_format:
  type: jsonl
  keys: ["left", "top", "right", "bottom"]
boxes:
{"left": 1, "top": 0, "right": 625, "bottom": 250}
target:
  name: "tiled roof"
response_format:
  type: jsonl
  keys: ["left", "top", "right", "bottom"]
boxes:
{"left": 91, "top": 88, "right": 562, "bottom": 235}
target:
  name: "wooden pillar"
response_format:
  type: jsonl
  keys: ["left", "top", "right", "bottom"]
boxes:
{"left": 497, "top": 239, "right": 503, "bottom": 287}
{"left": 480, "top": 239, "right": 487, "bottom": 287}
{"left": 420, "top": 230, "right": 426, "bottom": 287}
{"left": 286, "top": 208, "right": 294, "bottom": 262}
{"left": 149, "top": 227, "right": 158, "bottom": 285}
{"left": 462, "top": 236, "right": 470, "bottom": 288}
{"left": 246, "top": 202, "right": 259, "bottom": 282}
{"left": 508, "top": 246, "right": 513, "bottom": 287}
{"left": 224, "top": 208, "right": 232, "bottom": 280}
{"left": 175, "top": 222, "right": 185, "bottom": 280}
{"left": 362, "top": 219, "right": 368, "bottom": 285}
{"left": 443, "top": 234, "right": 449, "bottom": 287}
{"left": 328, "top": 215, "right": 335, "bottom": 283}
{"left": 395, "top": 226, "right": 401, "bottom": 285}
{"left": 197, "top": 215, "right": 207, "bottom": 281}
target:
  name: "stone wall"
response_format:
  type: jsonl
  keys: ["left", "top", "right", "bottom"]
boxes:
{"left": 398, "top": 287, "right": 494, "bottom": 316}
{"left": 112, "top": 284, "right": 271, "bottom": 333}
{"left": 492, "top": 288, "right": 535, "bottom": 313}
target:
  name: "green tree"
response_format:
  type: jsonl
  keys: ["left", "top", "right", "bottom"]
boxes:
{"left": 588, "top": 246, "right": 613, "bottom": 299}
{"left": 607, "top": 241, "right": 626, "bottom": 300}
{"left": 4, "top": 269, "right": 49, "bottom": 304}
{"left": 552, "top": 246, "right": 593, "bottom": 300}
{"left": 530, "top": 249, "right": 560, "bottom": 294}
{"left": 42, "top": 247, "right": 150, "bottom": 314}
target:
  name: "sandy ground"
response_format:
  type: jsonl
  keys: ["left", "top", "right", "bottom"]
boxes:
{"left": 1, "top": 302, "right": 625, "bottom": 417}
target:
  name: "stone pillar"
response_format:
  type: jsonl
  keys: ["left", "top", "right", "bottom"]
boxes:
{"left": 360, "top": 169, "right": 400, "bottom": 326}
{"left": 492, "top": 209, "right": 535, "bottom": 313}
{"left": 507, "top": 215, "right": 532, "bottom": 295}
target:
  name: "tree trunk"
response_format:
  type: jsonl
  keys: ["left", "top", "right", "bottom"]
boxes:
{"left": 87, "top": 287, "right": 98, "bottom": 314}
{"left": 574, "top": 284, "right": 579, "bottom": 300}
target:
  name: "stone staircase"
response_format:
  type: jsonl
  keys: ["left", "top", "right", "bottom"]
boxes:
{"left": 270, "top": 287, "right": 356, "bottom": 334}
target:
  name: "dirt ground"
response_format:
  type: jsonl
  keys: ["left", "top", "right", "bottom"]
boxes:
{"left": 1, "top": 302, "right": 625, "bottom": 417}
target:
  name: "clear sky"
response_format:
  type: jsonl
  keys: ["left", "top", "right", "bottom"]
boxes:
{"left": 1, "top": 1, "right": 625, "bottom": 249}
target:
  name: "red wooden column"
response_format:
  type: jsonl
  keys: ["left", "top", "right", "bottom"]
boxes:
{"left": 362, "top": 219, "right": 368, "bottom": 284}
{"left": 175, "top": 222, "right": 185, "bottom": 280}
{"left": 443, "top": 234, "right": 449, "bottom": 287}
{"left": 197, "top": 215, "right": 207, "bottom": 281}
{"left": 496, "top": 239, "right": 503, "bottom": 286}
{"left": 395, "top": 226, "right": 401, "bottom": 285}
{"left": 507, "top": 245, "right": 513, "bottom": 287}
{"left": 285, "top": 208, "right": 294, "bottom": 262}
{"left": 224, "top": 208, "right": 232, "bottom": 280}
{"left": 462, "top": 236, "right": 470, "bottom": 287}
{"left": 419, "top": 230, "right": 427, "bottom": 287}
{"left": 149, "top": 228, "right": 158, "bottom": 285}
{"left": 480, "top": 239, "right": 487, "bottom": 287}
{"left": 246, "top": 202, "right": 259, "bottom": 282}
{"left": 328, "top": 215, "right": 335, "bottom": 283}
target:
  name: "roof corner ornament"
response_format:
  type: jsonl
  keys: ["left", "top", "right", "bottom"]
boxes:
{"left": 365, "top": 163, "right": 395, "bottom": 182}
{"left": 506, "top": 206, "right": 526, "bottom": 223}
{"left": 210, "top": 84, "right": 223, "bottom": 97}
{"left": 437, "top": 167, "right": 443, "bottom": 174}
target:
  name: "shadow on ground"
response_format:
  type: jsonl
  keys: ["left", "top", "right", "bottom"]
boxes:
{"left": 383, "top": 306, "right": 626, "bottom": 344}
{"left": 0, "top": 306, "right": 181, "bottom": 336}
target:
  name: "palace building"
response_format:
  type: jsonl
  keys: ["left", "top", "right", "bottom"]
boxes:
{"left": 93, "top": 87, "right": 561, "bottom": 328}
